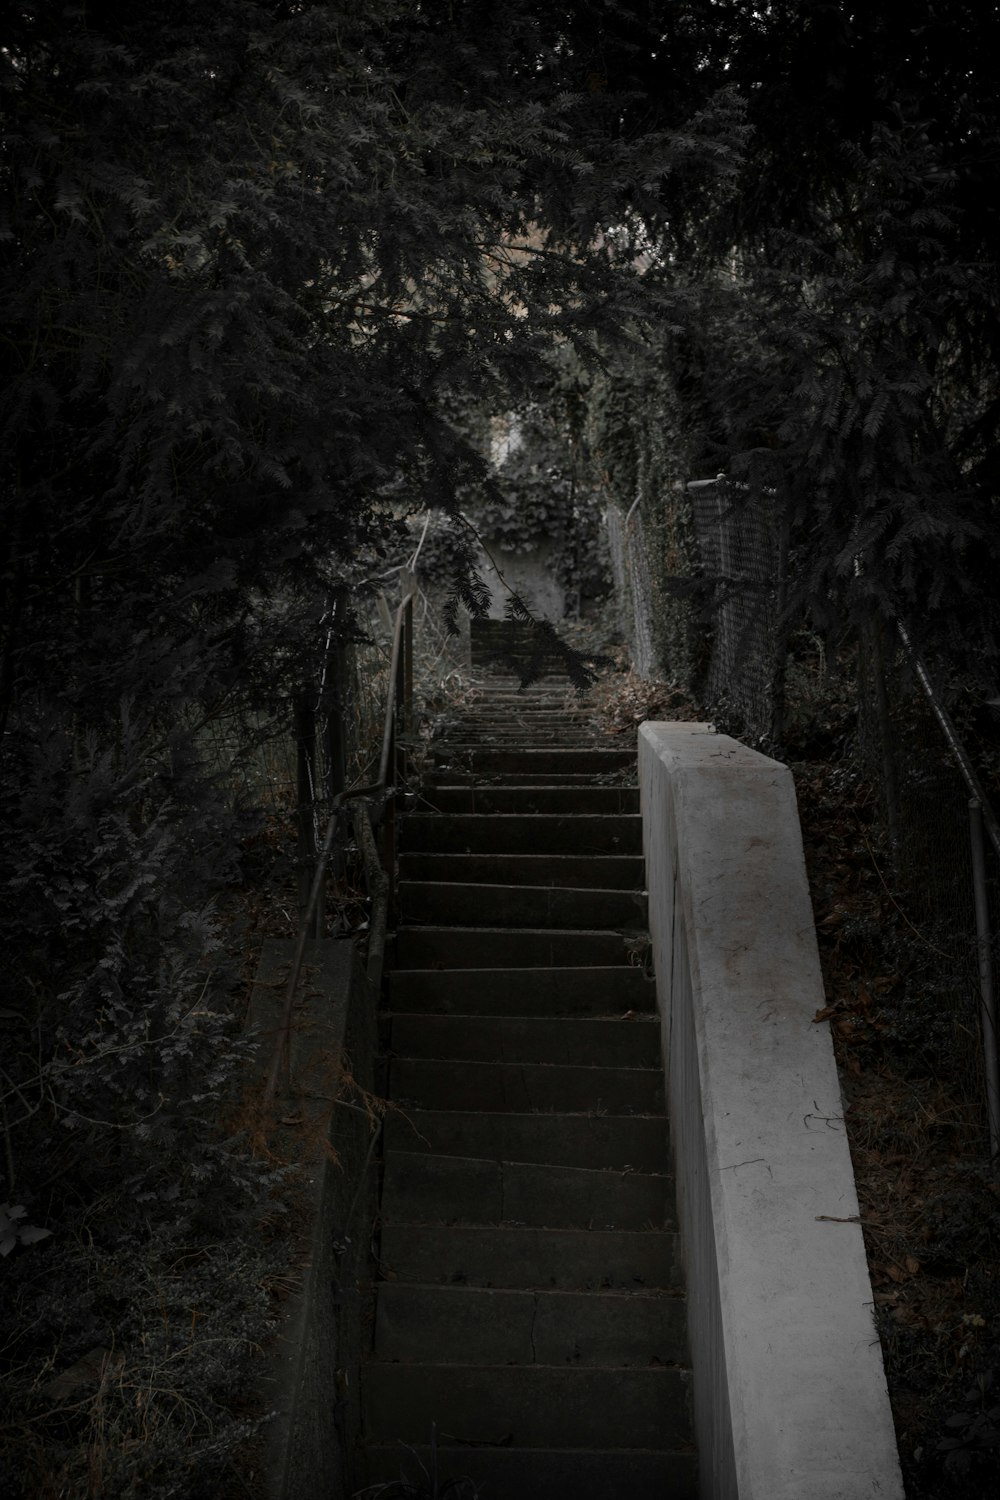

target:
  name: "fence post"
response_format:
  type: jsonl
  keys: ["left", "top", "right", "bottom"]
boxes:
{"left": 324, "top": 591, "right": 350, "bottom": 892}
{"left": 969, "top": 799, "right": 1000, "bottom": 1168}
{"left": 384, "top": 706, "right": 398, "bottom": 929}
{"left": 404, "top": 595, "right": 414, "bottom": 727}
{"left": 769, "top": 507, "right": 791, "bottom": 745}
{"left": 294, "top": 692, "right": 319, "bottom": 935}
{"left": 866, "top": 619, "right": 902, "bottom": 864}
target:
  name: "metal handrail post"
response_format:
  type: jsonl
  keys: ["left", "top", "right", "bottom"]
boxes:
{"left": 264, "top": 592, "right": 415, "bottom": 1104}
{"left": 897, "top": 619, "right": 1000, "bottom": 861}
{"left": 404, "top": 594, "right": 414, "bottom": 727}
{"left": 969, "top": 799, "right": 1000, "bottom": 1168}
{"left": 294, "top": 692, "right": 319, "bottom": 932}
{"left": 384, "top": 706, "right": 398, "bottom": 925}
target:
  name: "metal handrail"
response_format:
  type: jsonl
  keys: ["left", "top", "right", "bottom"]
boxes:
{"left": 896, "top": 619, "right": 1000, "bottom": 862}
{"left": 263, "top": 592, "right": 415, "bottom": 1105}
{"left": 894, "top": 617, "right": 1000, "bottom": 1166}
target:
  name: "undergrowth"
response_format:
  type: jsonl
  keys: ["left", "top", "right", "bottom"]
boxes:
{"left": 786, "top": 674, "right": 1000, "bottom": 1499}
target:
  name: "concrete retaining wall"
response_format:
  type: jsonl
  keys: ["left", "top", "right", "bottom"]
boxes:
{"left": 639, "top": 723, "right": 904, "bottom": 1500}
{"left": 251, "top": 938, "right": 377, "bottom": 1500}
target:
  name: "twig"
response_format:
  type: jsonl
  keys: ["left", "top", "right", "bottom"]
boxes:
{"left": 861, "top": 831, "right": 955, "bottom": 961}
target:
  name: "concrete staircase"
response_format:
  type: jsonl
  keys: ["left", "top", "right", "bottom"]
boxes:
{"left": 357, "top": 678, "right": 696, "bottom": 1499}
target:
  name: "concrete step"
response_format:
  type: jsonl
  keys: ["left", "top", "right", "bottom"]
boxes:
{"left": 389, "top": 1056, "right": 663, "bottom": 1114}
{"left": 378, "top": 1222, "right": 681, "bottom": 1290}
{"left": 415, "top": 786, "right": 639, "bottom": 815}
{"left": 397, "top": 851, "right": 645, "bottom": 889}
{"left": 361, "top": 1444, "right": 698, "bottom": 1500}
{"left": 383, "top": 1109, "right": 668, "bottom": 1171}
{"left": 442, "top": 715, "right": 606, "bottom": 728}
{"left": 389, "top": 1054, "right": 662, "bottom": 1114}
{"left": 374, "top": 1282, "right": 689, "bottom": 1366}
{"left": 432, "top": 747, "right": 634, "bottom": 775}
{"left": 380, "top": 1150, "right": 673, "bottom": 1233}
{"left": 397, "top": 880, "right": 646, "bottom": 930}
{"left": 399, "top": 812, "right": 641, "bottom": 855}
{"left": 438, "top": 737, "right": 612, "bottom": 750}
{"left": 380, "top": 1151, "right": 674, "bottom": 1230}
{"left": 464, "top": 686, "right": 581, "bottom": 700}
{"left": 428, "top": 770, "right": 628, "bottom": 785}
{"left": 361, "top": 1362, "right": 692, "bottom": 1450}
{"left": 386, "top": 1013, "right": 660, "bottom": 1067}
{"left": 386, "top": 965, "right": 655, "bottom": 1015}
{"left": 439, "top": 725, "right": 612, "bottom": 740}
{"left": 392, "top": 925, "right": 641, "bottom": 970}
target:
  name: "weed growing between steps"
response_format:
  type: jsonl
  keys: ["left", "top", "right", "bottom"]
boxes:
{"left": 353, "top": 1425, "right": 481, "bottom": 1500}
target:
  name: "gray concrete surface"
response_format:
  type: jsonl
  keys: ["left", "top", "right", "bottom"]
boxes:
{"left": 639, "top": 722, "right": 904, "bottom": 1500}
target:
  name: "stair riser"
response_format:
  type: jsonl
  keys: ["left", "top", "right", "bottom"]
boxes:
{"left": 400, "top": 814, "right": 641, "bottom": 855}
{"left": 374, "top": 1283, "right": 690, "bottom": 1367}
{"left": 361, "top": 1364, "right": 692, "bottom": 1449}
{"left": 380, "top": 1152, "right": 675, "bottom": 1230}
{"left": 398, "top": 853, "right": 645, "bottom": 888}
{"left": 387, "top": 1014, "right": 660, "bottom": 1067}
{"left": 441, "top": 726, "right": 611, "bottom": 739}
{"left": 390, "top": 1057, "right": 663, "bottom": 1114}
{"left": 386, "top": 965, "right": 655, "bottom": 1016}
{"left": 377, "top": 1223, "right": 682, "bottom": 1290}
{"left": 384, "top": 1110, "right": 668, "bottom": 1171}
{"left": 432, "top": 749, "right": 635, "bottom": 775}
{"left": 428, "top": 771, "right": 631, "bottom": 785}
{"left": 398, "top": 881, "right": 646, "bottom": 930}
{"left": 448, "top": 718, "right": 598, "bottom": 729}
{"left": 417, "top": 787, "right": 639, "bottom": 815}
{"left": 360, "top": 1446, "right": 698, "bottom": 1500}
{"left": 393, "top": 926, "right": 638, "bottom": 970}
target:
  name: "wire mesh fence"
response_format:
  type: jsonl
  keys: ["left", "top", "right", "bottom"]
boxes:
{"left": 686, "top": 478, "right": 789, "bottom": 746}
{"left": 625, "top": 476, "right": 1000, "bottom": 1159}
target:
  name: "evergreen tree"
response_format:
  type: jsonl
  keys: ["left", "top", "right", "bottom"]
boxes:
{"left": 0, "top": 9, "right": 743, "bottom": 1489}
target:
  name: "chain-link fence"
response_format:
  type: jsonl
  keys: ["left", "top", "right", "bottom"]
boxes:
{"left": 686, "top": 478, "right": 789, "bottom": 745}
{"left": 621, "top": 476, "right": 1000, "bottom": 1157}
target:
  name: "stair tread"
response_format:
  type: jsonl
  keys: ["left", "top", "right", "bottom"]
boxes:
{"left": 374, "top": 1281, "right": 689, "bottom": 1366}
{"left": 378, "top": 1222, "right": 681, "bottom": 1288}
{"left": 359, "top": 1444, "right": 698, "bottom": 1500}
{"left": 389, "top": 1055, "right": 663, "bottom": 1114}
{"left": 386, "top": 1014, "right": 659, "bottom": 1066}
{"left": 361, "top": 1361, "right": 693, "bottom": 1450}
{"left": 383, "top": 1109, "right": 668, "bottom": 1172}
{"left": 380, "top": 1149, "right": 674, "bottom": 1229}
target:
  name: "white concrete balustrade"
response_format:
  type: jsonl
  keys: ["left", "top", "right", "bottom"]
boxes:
{"left": 639, "top": 722, "right": 904, "bottom": 1500}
